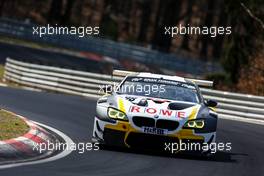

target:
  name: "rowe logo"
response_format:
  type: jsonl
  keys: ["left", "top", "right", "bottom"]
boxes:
{"left": 129, "top": 105, "right": 186, "bottom": 118}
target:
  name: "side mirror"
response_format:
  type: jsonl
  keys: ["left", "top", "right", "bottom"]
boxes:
{"left": 204, "top": 99, "right": 217, "bottom": 107}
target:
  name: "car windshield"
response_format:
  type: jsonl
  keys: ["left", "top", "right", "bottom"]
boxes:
{"left": 117, "top": 76, "right": 200, "bottom": 103}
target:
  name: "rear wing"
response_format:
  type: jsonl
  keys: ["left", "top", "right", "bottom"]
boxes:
{"left": 112, "top": 70, "right": 138, "bottom": 77}
{"left": 185, "top": 78, "right": 213, "bottom": 87}
{"left": 112, "top": 70, "right": 213, "bottom": 87}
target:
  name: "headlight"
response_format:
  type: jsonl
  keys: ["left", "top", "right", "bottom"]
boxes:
{"left": 184, "top": 119, "right": 204, "bottom": 129}
{"left": 107, "top": 107, "right": 128, "bottom": 121}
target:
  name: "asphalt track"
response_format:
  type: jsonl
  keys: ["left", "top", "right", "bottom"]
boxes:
{"left": 0, "top": 86, "right": 264, "bottom": 176}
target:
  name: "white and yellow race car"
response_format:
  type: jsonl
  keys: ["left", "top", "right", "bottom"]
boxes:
{"left": 92, "top": 70, "right": 218, "bottom": 155}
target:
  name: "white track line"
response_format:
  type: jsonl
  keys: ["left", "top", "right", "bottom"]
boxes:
{"left": 0, "top": 121, "right": 74, "bottom": 169}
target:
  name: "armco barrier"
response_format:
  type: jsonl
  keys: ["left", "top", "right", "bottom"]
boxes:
{"left": 0, "top": 18, "right": 222, "bottom": 75}
{"left": 3, "top": 58, "right": 264, "bottom": 120}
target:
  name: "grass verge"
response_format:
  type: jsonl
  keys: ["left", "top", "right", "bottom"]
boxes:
{"left": 0, "top": 110, "right": 29, "bottom": 140}
{"left": 0, "top": 64, "right": 21, "bottom": 88}
{"left": 0, "top": 65, "right": 4, "bottom": 80}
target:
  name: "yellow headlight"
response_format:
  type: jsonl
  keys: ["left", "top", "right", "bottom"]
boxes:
{"left": 184, "top": 119, "right": 204, "bottom": 129}
{"left": 108, "top": 107, "right": 128, "bottom": 121}
{"left": 195, "top": 120, "right": 204, "bottom": 128}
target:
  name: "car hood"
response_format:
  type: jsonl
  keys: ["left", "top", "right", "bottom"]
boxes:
{"left": 113, "top": 94, "right": 200, "bottom": 121}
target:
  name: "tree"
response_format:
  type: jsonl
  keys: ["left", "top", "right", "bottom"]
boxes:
{"left": 212, "top": 0, "right": 227, "bottom": 59}
{"left": 60, "top": 0, "right": 75, "bottom": 25}
{"left": 48, "top": 0, "right": 63, "bottom": 24}
{"left": 237, "top": 50, "right": 264, "bottom": 95}
{"left": 180, "top": 0, "right": 194, "bottom": 51}
{"left": 0, "top": 0, "right": 7, "bottom": 16}
{"left": 199, "top": 0, "right": 215, "bottom": 59}
{"left": 152, "top": 0, "right": 182, "bottom": 52}
{"left": 137, "top": 0, "right": 151, "bottom": 42}
{"left": 221, "top": 0, "right": 263, "bottom": 83}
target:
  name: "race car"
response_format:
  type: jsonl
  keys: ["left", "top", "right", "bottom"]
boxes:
{"left": 92, "top": 70, "right": 218, "bottom": 155}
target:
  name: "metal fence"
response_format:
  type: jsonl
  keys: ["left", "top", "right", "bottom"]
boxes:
{"left": 0, "top": 18, "right": 222, "bottom": 75}
{"left": 4, "top": 58, "right": 264, "bottom": 120}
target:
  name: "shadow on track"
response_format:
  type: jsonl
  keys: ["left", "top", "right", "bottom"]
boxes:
{"left": 100, "top": 145, "right": 247, "bottom": 163}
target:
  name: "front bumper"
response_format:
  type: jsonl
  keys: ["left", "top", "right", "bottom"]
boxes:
{"left": 92, "top": 117, "right": 216, "bottom": 152}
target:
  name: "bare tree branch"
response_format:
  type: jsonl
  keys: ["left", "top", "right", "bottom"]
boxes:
{"left": 240, "top": 2, "right": 264, "bottom": 30}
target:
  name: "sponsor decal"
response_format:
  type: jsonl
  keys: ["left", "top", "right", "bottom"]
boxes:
{"left": 143, "top": 127, "right": 168, "bottom": 135}
{"left": 129, "top": 105, "right": 186, "bottom": 118}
